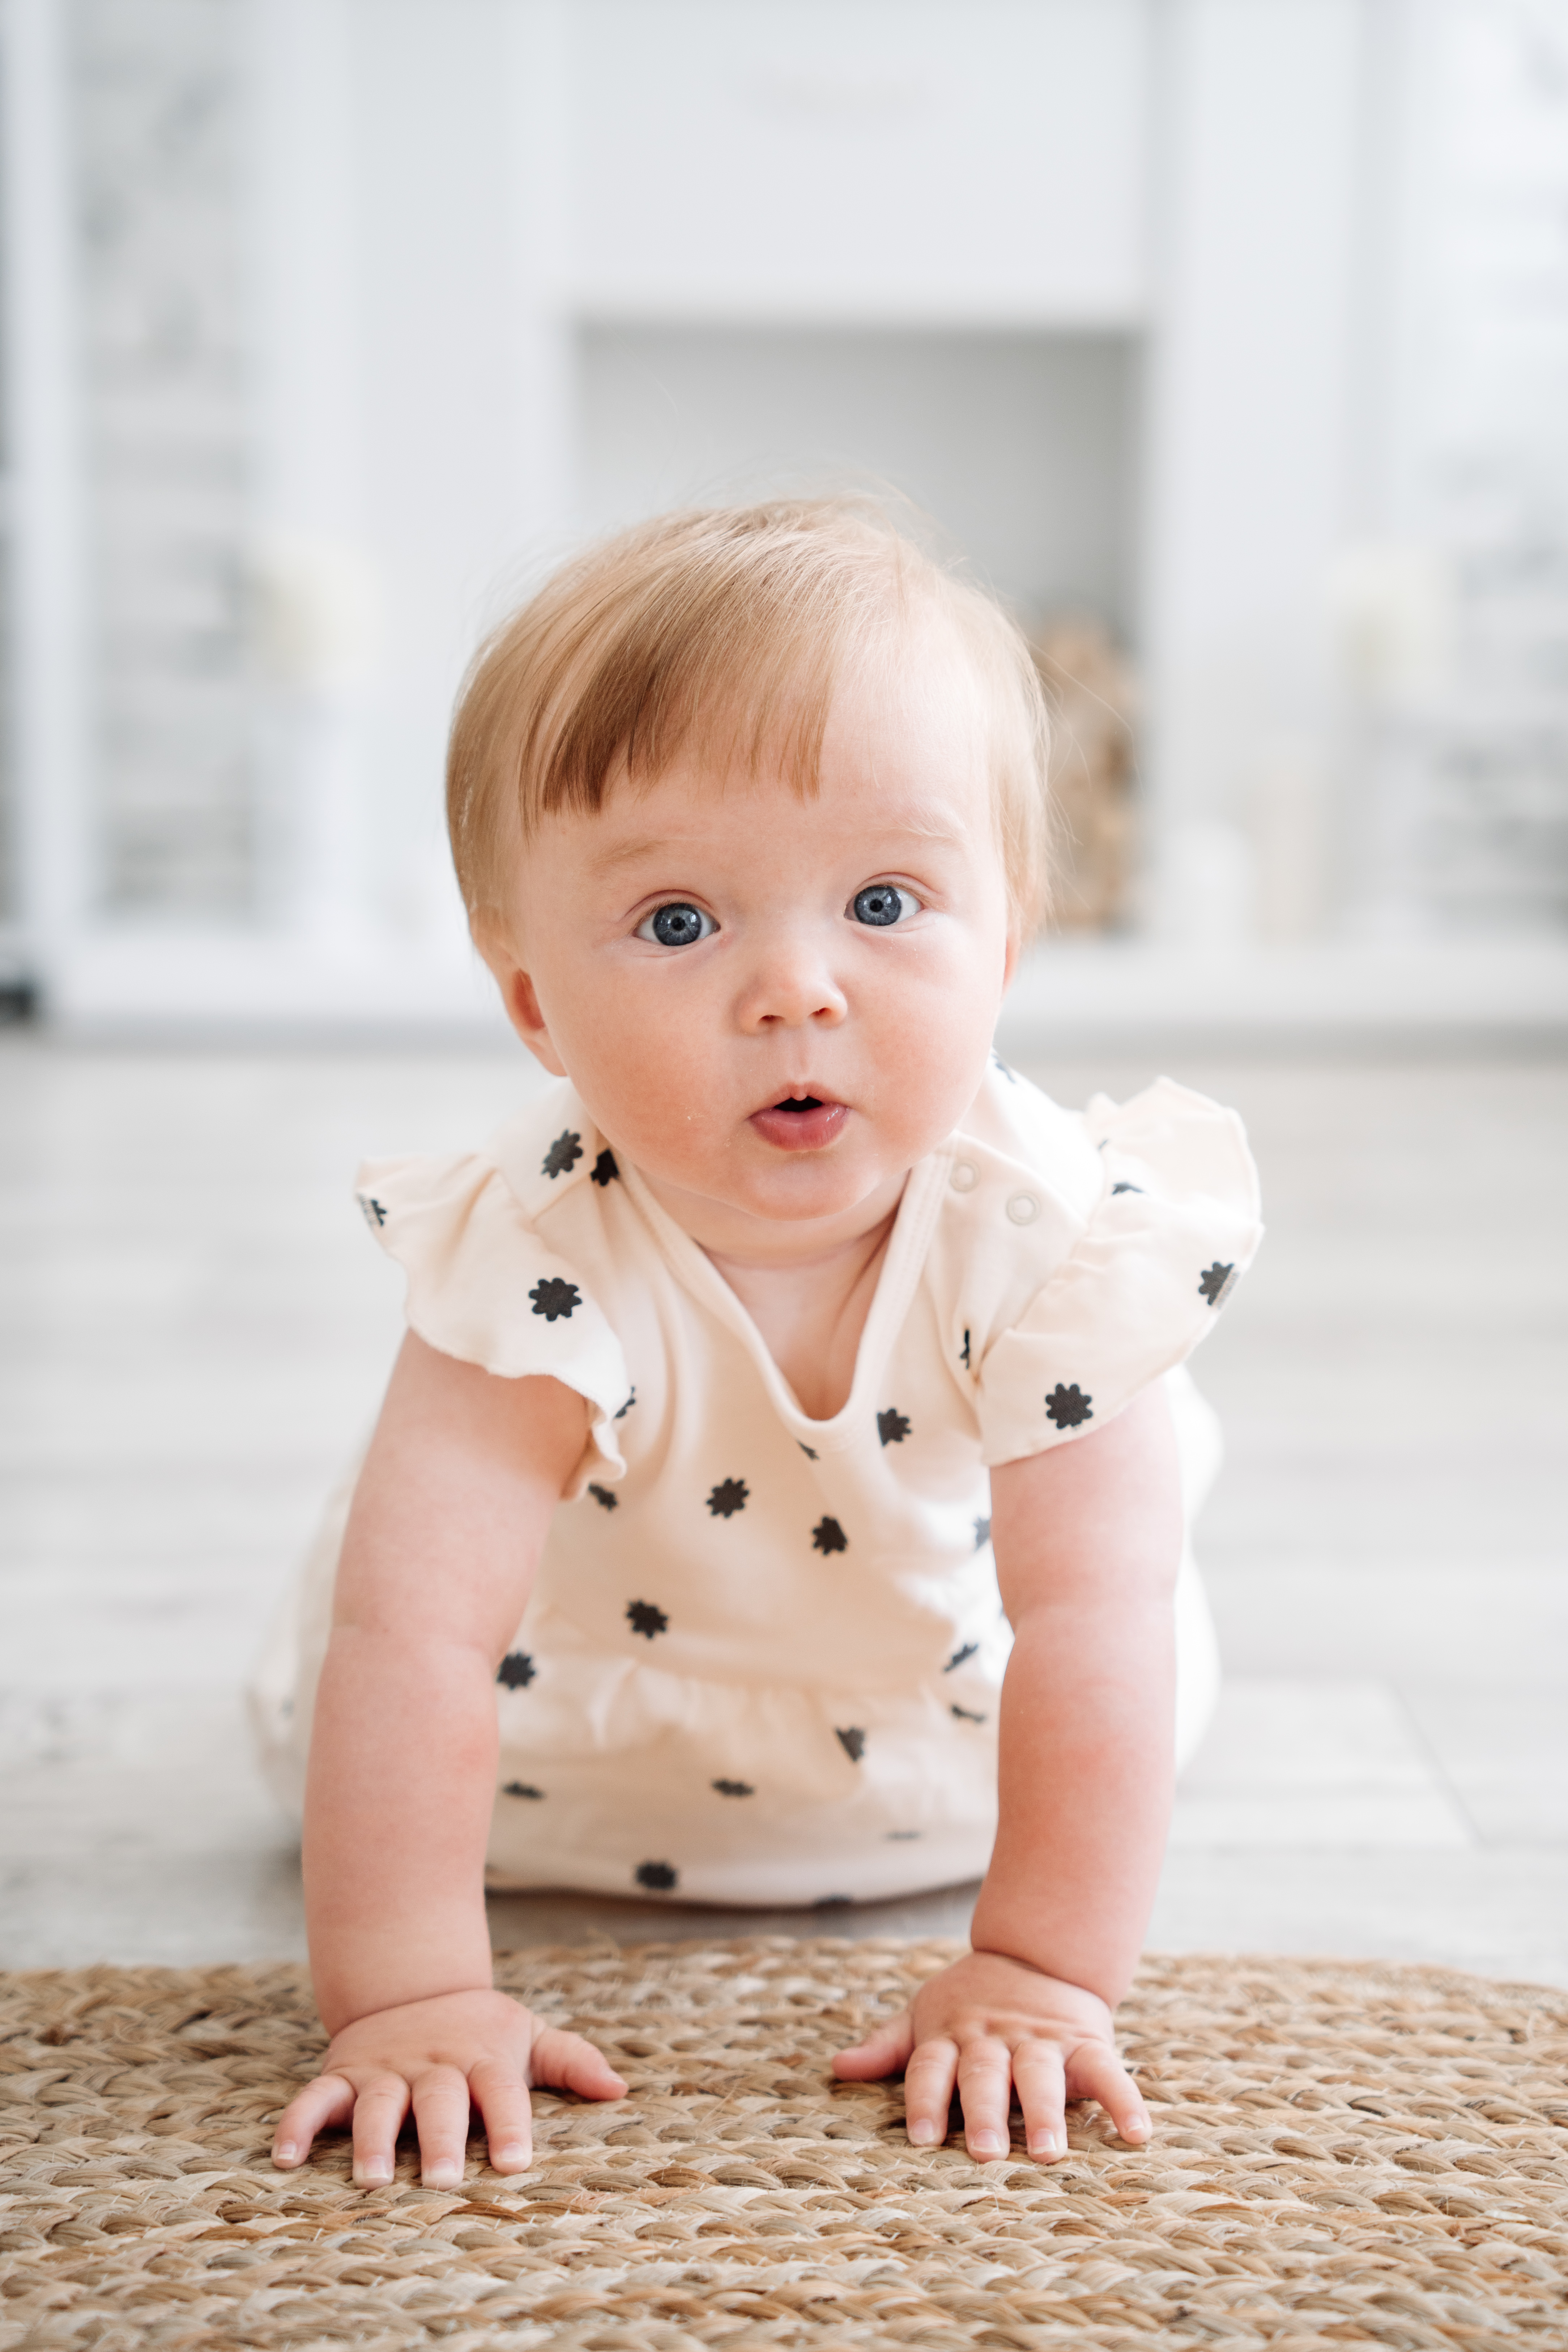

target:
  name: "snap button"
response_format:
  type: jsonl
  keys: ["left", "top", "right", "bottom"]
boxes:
{"left": 1006, "top": 1192, "right": 1039, "bottom": 1225}
{"left": 950, "top": 1160, "right": 978, "bottom": 1193}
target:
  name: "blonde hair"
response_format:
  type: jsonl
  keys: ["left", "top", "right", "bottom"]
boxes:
{"left": 448, "top": 497, "right": 1051, "bottom": 933}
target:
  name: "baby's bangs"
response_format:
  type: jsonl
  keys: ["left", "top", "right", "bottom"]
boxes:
{"left": 447, "top": 496, "right": 1052, "bottom": 932}
{"left": 525, "top": 514, "right": 909, "bottom": 821}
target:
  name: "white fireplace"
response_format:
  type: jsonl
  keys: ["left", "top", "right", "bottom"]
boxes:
{"left": 4, "top": 0, "right": 1565, "bottom": 1036}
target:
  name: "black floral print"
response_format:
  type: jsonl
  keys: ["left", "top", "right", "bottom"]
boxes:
{"left": 1111, "top": 1181, "right": 1143, "bottom": 1196}
{"left": 1045, "top": 1382, "right": 1093, "bottom": 1429}
{"left": 944, "top": 1641, "right": 978, "bottom": 1673}
{"left": 951, "top": 1703, "right": 987, "bottom": 1724}
{"left": 358, "top": 1194, "right": 387, "bottom": 1228}
{"left": 588, "top": 1483, "right": 618, "bottom": 1511}
{"left": 626, "top": 1599, "right": 668, "bottom": 1639}
{"left": 591, "top": 1149, "right": 619, "bottom": 1185}
{"left": 542, "top": 1130, "right": 583, "bottom": 1179}
{"left": 529, "top": 1277, "right": 581, "bottom": 1322}
{"left": 635, "top": 1861, "right": 678, "bottom": 1891}
{"left": 707, "top": 1477, "right": 749, "bottom": 1518}
{"left": 503, "top": 1781, "right": 545, "bottom": 1799}
{"left": 836, "top": 1727, "right": 866, "bottom": 1763}
{"left": 798, "top": 1442, "right": 818, "bottom": 1461}
{"left": 960, "top": 1328, "right": 971, "bottom": 1369}
{"left": 615, "top": 1389, "right": 636, "bottom": 1418}
{"left": 877, "top": 1409, "right": 911, "bottom": 1446}
{"left": 497, "top": 1652, "right": 536, "bottom": 1690}
{"left": 973, "top": 1516, "right": 991, "bottom": 1551}
{"left": 712, "top": 1778, "right": 755, "bottom": 1797}
{"left": 1200, "top": 1261, "right": 1236, "bottom": 1306}
{"left": 812, "top": 1516, "right": 848, "bottom": 1555}
{"left": 992, "top": 1054, "right": 1017, "bottom": 1083}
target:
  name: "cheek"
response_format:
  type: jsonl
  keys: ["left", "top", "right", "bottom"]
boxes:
{"left": 860, "top": 960, "right": 998, "bottom": 1119}
{"left": 547, "top": 968, "right": 715, "bottom": 1124}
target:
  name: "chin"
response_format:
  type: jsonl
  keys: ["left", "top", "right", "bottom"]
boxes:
{"left": 741, "top": 1164, "right": 887, "bottom": 1224}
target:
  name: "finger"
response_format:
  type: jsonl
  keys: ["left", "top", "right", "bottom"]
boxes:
{"left": 470, "top": 2057, "right": 534, "bottom": 2174}
{"left": 1066, "top": 2040, "right": 1151, "bottom": 2147}
{"left": 955, "top": 2034, "right": 1016, "bottom": 2162}
{"left": 902, "top": 2034, "right": 959, "bottom": 2149}
{"left": 410, "top": 2063, "right": 474, "bottom": 2189}
{"left": 526, "top": 2027, "right": 627, "bottom": 2102}
{"left": 350, "top": 2070, "right": 413, "bottom": 2188}
{"left": 1013, "top": 2040, "right": 1068, "bottom": 2163}
{"left": 272, "top": 2072, "right": 354, "bottom": 2168}
{"left": 832, "top": 2009, "right": 915, "bottom": 2082}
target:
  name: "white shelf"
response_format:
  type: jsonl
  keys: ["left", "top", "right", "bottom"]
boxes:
{"left": 32, "top": 925, "right": 1568, "bottom": 1046}
{"left": 42, "top": 928, "right": 514, "bottom": 1040}
{"left": 996, "top": 938, "right": 1568, "bottom": 1050}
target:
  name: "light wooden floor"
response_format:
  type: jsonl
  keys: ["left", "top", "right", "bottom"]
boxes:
{"left": 3, "top": 1033, "right": 1565, "bottom": 1985}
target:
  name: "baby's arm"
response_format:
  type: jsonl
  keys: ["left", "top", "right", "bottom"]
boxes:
{"left": 272, "top": 1333, "right": 626, "bottom": 2184}
{"left": 835, "top": 1382, "right": 1181, "bottom": 2162}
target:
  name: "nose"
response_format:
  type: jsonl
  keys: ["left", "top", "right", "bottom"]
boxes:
{"left": 734, "top": 925, "right": 848, "bottom": 1033}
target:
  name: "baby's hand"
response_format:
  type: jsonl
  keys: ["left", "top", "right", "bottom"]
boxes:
{"left": 271, "top": 1987, "right": 626, "bottom": 2187}
{"left": 832, "top": 1949, "right": 1149, "bottom": 2164}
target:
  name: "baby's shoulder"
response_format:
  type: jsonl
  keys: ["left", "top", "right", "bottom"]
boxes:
{"left": 952, "top": 1057, "right": 1257, "bottom": 1213}
{"left": 486, "top": 1081, "right": 622, "bottom": 1226}
{"left": 953, "top": 1056, "right": 1106, "bottom": 1218}
{"left": 926, "top": 1058, "right": 1261, "bottom": 1322}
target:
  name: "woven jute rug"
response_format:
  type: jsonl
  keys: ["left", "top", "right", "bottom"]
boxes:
{"left": 2, "top": 1939, "right": 1565, "bottom": 2351}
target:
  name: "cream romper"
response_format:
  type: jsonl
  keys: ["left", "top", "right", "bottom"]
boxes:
{"left": 250, "top": 1062, "right": 1263, "bottom": 1908}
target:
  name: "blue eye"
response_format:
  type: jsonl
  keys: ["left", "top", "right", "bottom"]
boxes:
{"left": 637, "top": 902, "right": 715, "bottom": 947}
{"left": 851, "top": 883, "right": 919, "bottom": 927}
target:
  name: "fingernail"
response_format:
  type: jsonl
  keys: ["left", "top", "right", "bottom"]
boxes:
{"left": 495, "top": 2143, "right": 531, "bottom": 2170}
{"left": 273, "top": 2142, "right": 297, "bottom": 2164}
{"left": 970, "top": 2132, "right": 1007, "bottom": 2158}
{"left": 908, "top": 2118, "right": 938, "bottom": 2146}
{"left": 354, "top": 2162, "right": 392, "bottom": 2187}
{"left": 1123, "top": 2112, "right": 1151, "bottom": 2142}
{"left": 1028, "top": 2131, "right": 1063, "bottom": 2159}
{"left": 422, "top": 2161, "right": 462, "bottom": 2188}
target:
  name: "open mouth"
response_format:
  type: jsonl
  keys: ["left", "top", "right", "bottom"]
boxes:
{"left": 749, "top": 1091, "right": 849, "bottom": 1151}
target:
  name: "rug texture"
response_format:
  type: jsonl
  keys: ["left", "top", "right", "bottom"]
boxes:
{"left": 1, "top": 1938, "right": 1565, "bottom": 2350}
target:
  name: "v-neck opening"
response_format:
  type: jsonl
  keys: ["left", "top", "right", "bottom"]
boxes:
{"left": 617, "top": 1148, "right": 952, "bottom": 1450}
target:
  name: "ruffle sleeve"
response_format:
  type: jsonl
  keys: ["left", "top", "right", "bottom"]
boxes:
{"left": 974, "top": 1077, "right": 1263, "bottom": 1467}
{"left": 354, "top": 1152, "right": 632, "bottom": 1497}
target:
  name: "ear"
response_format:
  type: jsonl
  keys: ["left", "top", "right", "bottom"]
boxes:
{"left": 471, "top": 907, "right": 569, "bottom": 1077}
{"left": 1001, "top": 924, "right": 1022, "bottom": 994}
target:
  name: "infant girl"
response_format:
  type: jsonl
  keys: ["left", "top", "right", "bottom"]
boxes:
{"left": 252, "top": 498, "right": 1261, "bottom": 2188}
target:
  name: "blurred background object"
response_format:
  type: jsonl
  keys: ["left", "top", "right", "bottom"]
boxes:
{"left": 0, "top": 0, "right": 1564, "bottom": 1039}
{"left": 1032, "top": 619, "right": 1137, "bottom": 933}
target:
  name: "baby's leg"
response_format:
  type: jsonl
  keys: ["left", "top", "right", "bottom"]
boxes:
{"left": 1166, "top": 1367, "right": 1224, "bottom": 1771}
{"left": 248, "top": 1467, "right": 357, "bottom": 1816}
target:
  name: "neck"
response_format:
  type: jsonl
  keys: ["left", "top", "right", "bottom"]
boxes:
{"left": 638, "top": 1164, "right": 911, "bottom": 1271}
{"left": 702, "top": 1198, "right": 900, "bottom": 1291}
{"left": 639, "top": 1172, "right": 908, "bottom": 1422}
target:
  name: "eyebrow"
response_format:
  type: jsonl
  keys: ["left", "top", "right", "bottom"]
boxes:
{"left": 587, "top": 835, "right": 672, "bottom": 876}
{"left": 587, "top": 809, "right": 970, "bottom": 875}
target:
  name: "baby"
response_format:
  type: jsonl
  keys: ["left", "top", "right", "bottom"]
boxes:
{"left": 253, "top": 498, "right": 1261, "bottom": 2191}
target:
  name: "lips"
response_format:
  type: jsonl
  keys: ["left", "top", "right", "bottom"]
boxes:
{"left": 749, "top": 1092, "right": 850, "bottom": 1151}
